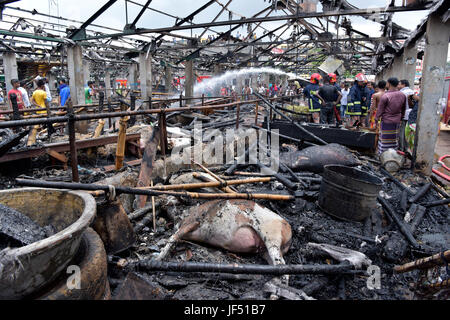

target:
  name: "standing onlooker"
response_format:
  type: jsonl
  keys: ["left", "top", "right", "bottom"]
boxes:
{"left": 7, "top": 79, "right": 25, "bottom": 110}
{"left": 375, "top": 77, "right": 406, "bottom": 154}
{"left": 340, "top": 83, "right": 349, "bottom": 118}
{"left": 44, "top": 78, "right": 52, "bottom": 103}
{"left": 398, "top": 79, "right": 415, "bottom": 151}
{"left": 58, "top": 79, "right": 71, "bottom": 107}
{"left": 258, "top": 84, "right": 266, "bottom": 95}
{"left": 85, "top": 81, "right": 95, "bottom": 104}
{"left": 369, "top": 80, "right": 386, "bottom": 130}
{"left": 31, "top": 79, "right": 49, "bottom": 114}
{"left": 18, "top": 81, "right": 31, "bottom": 108}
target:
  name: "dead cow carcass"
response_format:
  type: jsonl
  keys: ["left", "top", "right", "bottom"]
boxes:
{"left": 281, "top": 143, "right": 359, "bottom": 173}
{"left": 161, "top": 200, "right": 292, "bottom": 265}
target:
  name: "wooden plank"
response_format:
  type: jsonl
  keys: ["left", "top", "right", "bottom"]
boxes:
{"left": 0, "top": 133, "right": 140, "bottom": 163}
{"left": 136, "top": 127, "right": 160, "bottom": 208}
{"left": 46, "top": 149, "right": 68, "bottom": 163}
{"left": 101, "top": 159, "right": 142, "bottom": 173}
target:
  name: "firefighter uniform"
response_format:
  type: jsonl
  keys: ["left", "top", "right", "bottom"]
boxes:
{"left": 304, "top": 83, "right": 321, "bottom": 113}
{"left": 347, "top": 82, "right": 365, "bottom": 116}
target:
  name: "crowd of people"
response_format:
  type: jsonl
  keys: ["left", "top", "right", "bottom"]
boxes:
{"left": 217, "top": 71, "right": 423, "bottom": 156}
{"left": 302, "top": 72, "right": 422, "bottom": 155}
{"left": 1, "top": 74, "right": 100, "bottom": 117}
{"left": 0, "top": 70, "right": 429, "bottom": 157}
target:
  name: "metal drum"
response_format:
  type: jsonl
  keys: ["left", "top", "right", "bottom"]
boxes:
{"left": 319, "top": 165, "right": 383, "bottom": 222}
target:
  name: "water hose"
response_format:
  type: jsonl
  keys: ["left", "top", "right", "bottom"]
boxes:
{"left": 432, "top": 155, "right": 450, "bottom": 182}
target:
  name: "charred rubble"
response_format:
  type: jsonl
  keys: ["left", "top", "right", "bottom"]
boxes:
{"left": 0, "top": 98, "right": 448, "bottom": 301}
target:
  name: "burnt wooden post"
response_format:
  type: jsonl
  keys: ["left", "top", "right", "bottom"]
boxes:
{"left": 129, "top": 91, "right": 136, "bottom": 126}
{"left": 107, "top": 97, "right": 113, "bottom": 130}
{"left": 202, "top": 93, "right": 205, "bottom": 106}
{"left": 149, "top": 95, "right": 152, "bottom": 109}
{"left": 67, "top": 99, "right": 79, "bottom": 182}
{"left": 254, "top": 101, "right": 259, "bottom": 126}
{"left": 158, "top": 108, "right": 168, "bottom": 157}
{"left": 9, "top": 93, "right": 20, "bottom": 121}
{"left": 98, "top": 91, "right": 105, "bottom": 113}
{"left": 179, "top": 94, "right": 183, "bottom": 108}
{"left": 236, "top": 98, "right": 241, "bottom": 129}
{"left": 115, "top": 103, "right": 128, "bottom": 170}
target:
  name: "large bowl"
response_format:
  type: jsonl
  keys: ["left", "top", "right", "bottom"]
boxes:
{"left": 0, "top": 188, "right": 96, "bottom": 299}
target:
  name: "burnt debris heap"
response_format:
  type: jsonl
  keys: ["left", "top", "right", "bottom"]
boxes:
{"left": 0, "top": 0, "right": 449, "bottom": 301}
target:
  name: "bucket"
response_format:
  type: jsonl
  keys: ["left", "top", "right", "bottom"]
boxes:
{"left": 0, "top": 188, "right": 96, "bottom": 299}
{"left": 319, "top": 165, "right": 383, "bottom": 222}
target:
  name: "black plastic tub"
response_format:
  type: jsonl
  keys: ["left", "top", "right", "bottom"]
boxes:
{"left": 319, "top": 165, "right": 383, "bottom": 222}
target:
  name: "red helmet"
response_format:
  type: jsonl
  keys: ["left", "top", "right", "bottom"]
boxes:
{"left": 328, "top": 73, "right": 337, "bottom": 83}
{"left": 310, "top": 73, "right": 322, "bottom": 83}
{"left": 355, "top": 73, "right": 367, "bottom": 82}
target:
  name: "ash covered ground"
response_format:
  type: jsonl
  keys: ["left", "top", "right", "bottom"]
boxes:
{"left": 0, "top": 109, "right": 448, "bottom": 300}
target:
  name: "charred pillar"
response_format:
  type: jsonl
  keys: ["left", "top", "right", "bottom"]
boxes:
{"left": 185, "top": 59, "right": 194, "bottom": 105}
{"left": 164, "top": 65, "right": 172, "bottom": 93}
{"left": 413, "top": 14, "right": 450, "bottom": 175}
{"left": 139, "top": 52, "right": 152, "bottom": 106}
{"left": 3, "top": 52, "right": 18, "bottom": 94}
{"left": 105, "top": 71, "right": 112, "bottom": 99}
{"left": 67, "top": 99, "right": 79, "bottom": 182}
{"left": 67, "top": 45, "right": 85, "bottom": 105}
{"left": 128, "top": 63, "right": 138, "bottom": 91}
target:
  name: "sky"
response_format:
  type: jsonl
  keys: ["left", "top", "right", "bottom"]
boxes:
{"left": 1, "top": 0, "right": 448, "bottom": 59}
{"left": 1, "top": 0, "right": 431, "bottom": 38}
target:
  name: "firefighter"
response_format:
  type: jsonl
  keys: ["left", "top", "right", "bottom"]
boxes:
{"left": 328, "top": 73, "right": 341, "bottom": 92}
{"left": 347, "top": 73, "right": 367, "bottom": 126}
{"left": 329, "top": 73, "right": 342, "bottom": 122}
{"left": 304, "top": 73, "right": 322, "bottom": 123}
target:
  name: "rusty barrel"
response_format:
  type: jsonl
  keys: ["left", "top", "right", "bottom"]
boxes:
{"left": 0, "top": 188, "right": 96, "bottom": 299}
{"left": 319, "top": 165, "right": 382, "bottom": 222}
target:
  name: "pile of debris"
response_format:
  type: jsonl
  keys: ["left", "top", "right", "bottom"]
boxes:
{"left": 0, "top": 101, "right": 448, "bottom": 300}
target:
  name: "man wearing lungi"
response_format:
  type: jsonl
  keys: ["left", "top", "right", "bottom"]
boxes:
{"left": 375, "top": 77, "right": 407, "bottom": 155}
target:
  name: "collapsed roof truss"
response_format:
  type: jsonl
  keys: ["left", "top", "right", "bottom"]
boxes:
{"left": 0, "top": 0, "right": 443, "bottom": 78}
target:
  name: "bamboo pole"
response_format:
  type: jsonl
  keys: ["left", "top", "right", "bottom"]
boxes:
{"left": 193, "top": 161, "right": 237, "bottom": 193}
{"left": 16, "top": 178, "right": 295, "bottom": 201}
{"left": 424, "top": 279, "right": 450, "bottom": 290}
{"left": 151, "top": 180, "right": 156, "bottom": 232}
{"left": 141, "top": 176, "right": 273, "bottom": 191}
{"left": 394, "top": 250, "right": 450, "bottom": 273}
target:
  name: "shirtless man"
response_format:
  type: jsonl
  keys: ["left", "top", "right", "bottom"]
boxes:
{"left": 369, "top": 80, "right": 386, "bottom": 130}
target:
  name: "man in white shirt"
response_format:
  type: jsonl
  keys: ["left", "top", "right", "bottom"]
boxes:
{"left": 18, "top": 81, "right": 31, "bottom": 108}
{"left": 398, "top": 79, "right": 415, "bottom": 151}
{"left": 258, "top": 85, "right": 265, "bottom": 94}
{"left": 398, "top": 79, "right": 415, "bottom": 121}
{"left": 340, "top": 83, "right": 350, "bottom": 118}
{"left": 44, "top": 78, "right": 52, "bottom": 102}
